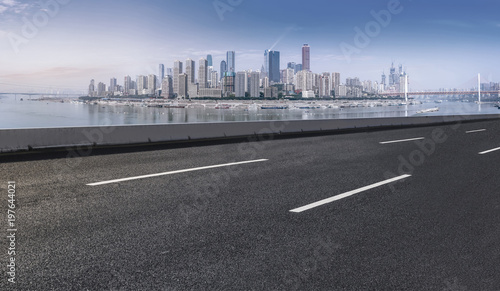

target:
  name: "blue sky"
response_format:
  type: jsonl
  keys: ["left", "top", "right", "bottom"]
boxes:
{"left": 0, "top": 0, "right": 499, "bottom": 93}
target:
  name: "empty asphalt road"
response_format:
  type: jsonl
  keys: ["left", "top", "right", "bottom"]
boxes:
{"left": 1, "top": 119, "right": 500, "bottom": 290}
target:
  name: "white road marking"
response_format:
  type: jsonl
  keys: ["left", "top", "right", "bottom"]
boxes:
{"left": 379, "top": 137, "right": 425, "bottom": 144}
{"left": 87, "top": 159, "right": 269, "bottom": 186}
{"left": 289, "top": 174, "right": 412, "bottom": 213}
{"left": 479, "top": 147, "right": 500, "bottom": 155}
{"left": 466, "top": 129, "right": 486, "bottom": 134}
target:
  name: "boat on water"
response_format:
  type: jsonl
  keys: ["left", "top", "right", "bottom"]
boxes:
{"left": 260, "top": 105, "right": 289, "bottom": 109}
{"left": 416, "top": 107, "right": 439, "bottom": 114}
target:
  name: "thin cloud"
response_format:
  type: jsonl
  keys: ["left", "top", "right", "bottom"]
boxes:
{"left": 0, "top": 0, "right": 18, "bottom": 6}
{"left": 0, "top": 5, "right": 7, "bottom": 13}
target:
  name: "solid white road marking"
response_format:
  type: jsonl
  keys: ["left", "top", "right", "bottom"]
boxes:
{"left": 379, "top": 137, "right": 425, "bottom": 144}
{"left": 479, "top": 147, "right": 500, "bottom": 155}
{"left": 87, "top": 159, "right": 269, "bottom": 186}
{"left": 466, "top": 129, "right": 486, "bottom": 134}
{"left": 289, "top": 174, "right": 412, "bottom": 213}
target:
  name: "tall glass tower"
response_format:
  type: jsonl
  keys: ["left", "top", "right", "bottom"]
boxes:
{"left": 226, "top": 51, "right": 235, "bottom": 75}
{"left": 268, "top": 51, "right": 280, "bottom": 83}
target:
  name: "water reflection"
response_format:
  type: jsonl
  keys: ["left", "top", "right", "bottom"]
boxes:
{"left": 0, "top": 96, "right": 498, "bottom": 129}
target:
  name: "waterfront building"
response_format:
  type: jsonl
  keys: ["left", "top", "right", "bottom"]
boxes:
{"left": 88, "top": 79, "right": 95, "bottom": 97}
{"left": 178, "top": 73, "right": 188, "bottom": 98}
{"left": 226, "top": 51, "right": 235, "bottom": 74}
{"left": 109, "top": 78, "right": 117, "bottom": 93}
{"left": 220, "top": 60, "right": 227, "bottom": 80}
{"left": 148, "top": 74, "right": 157, "bottom": 95}
{"left": 173, "top": 61, "right": 183, "bottom": 96}
{"left": 235, "top": 71, "right": 247, "bottom": 97}
{"left": 302, "top": 44, "right": 310, "bottom": 71}
{"left": 185, "top": 59, "right": 195, "bottom": 85}
{"left": 198, "top": 58, "right": 208, "bottom": 89}
{"left": 123, "top": 75, "right": 131, "bottom": 95}
{"left": 268, "top": 51, "right": 280, "bottom": 83}
{"left": 161, "top": 76, "right": 173, "bottom": 99}
{"left": 249, "top": 72, "right": 260, "bottom": 98}
{"left": 198, "top": 88, "right": 222, "bottom": 98}
{"left": 158, "top": 64, "right": 165, "bottom": 88}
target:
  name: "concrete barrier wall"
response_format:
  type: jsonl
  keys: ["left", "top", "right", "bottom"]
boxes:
{"left": 1, "top": 114, "right": 499, "bottom": 152}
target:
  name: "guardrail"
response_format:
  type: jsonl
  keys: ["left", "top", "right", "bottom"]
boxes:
{"left": 1, "top": 114, "right": 499, "bottom": 153}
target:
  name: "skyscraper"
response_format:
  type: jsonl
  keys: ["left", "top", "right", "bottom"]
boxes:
{"left": 235, "top": 71, "right": 246, "bottom": 97}
{"left": 207, "top": 55, "right": 213, "bottom": 67}
{"left": 178, "top": 73, "right": 188, "bottom": 97}
{"left": 148, "top": 74, "right": 157, "bottom": 95}
{"left": 249, "top": 72, "right": 260, "bottom": 98}
{"left": 185, "top": 59, "right": 195, "bottom": 84}
{"left": 109, "top": 77, "right": 117, "bottom": 93}
{"left": 198, "top": 58, "right": 208, "bottom": 89}
{"left": 124, "top": 75, "right": 131, "bottom": 95}
{"left": 173, "top": 61, "right": 183, "bottom": 95}
{"left": 268, "top": 51, "right": 280, "bottom": 83}
{"left": 220, "top": 60, "right": 227, "bottom": 80}
{"left": 88, "top": 79, "right": 95, "bottom": 97}
{"left": 158, "top": 64, "right": 165, "bottom": 87}
{"left": 302, "top": 44, "right": 310, "bottom": 71}
{"left": 161, "top": 76, "right": 173, "bottom": 99}
{"left": 226, "top": 51, "right": 235, "bottom": 75}
{"left": 264, "top": 50, "right": 269, "bottom": 77}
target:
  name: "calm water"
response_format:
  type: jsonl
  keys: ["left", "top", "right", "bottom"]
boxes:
{"left": 0, "top": 95, "right": 498, "bottom": 129}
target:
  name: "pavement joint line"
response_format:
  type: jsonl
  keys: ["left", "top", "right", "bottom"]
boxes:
{"left": 479, "top": 147, "right": 500, "bottom": 155}
{"left": 466, "top": 129, "right": 487, "bottom": 133}
{"left": 379, "top": 137, "right": 425, "bottom": 144}
{"left": 289, "top": 174, "right": 412, "bottom": 213}
{"left": 87, "top": 159, "right": 269, "bottom": 186}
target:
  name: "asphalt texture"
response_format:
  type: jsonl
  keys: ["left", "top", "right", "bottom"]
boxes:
{"left": 1, "top": 119, "right": 500, "bottom": 290}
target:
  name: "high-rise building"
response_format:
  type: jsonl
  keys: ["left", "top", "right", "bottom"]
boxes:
{"left": 207, "top": 55, "right": 213, "bottom": 67}
{"left": 285, "top": 68, "right": 295, "bottom": 85}
{"left": 148, "top": 74, "right": 157, "bottom": 95}
{"left": 88, "top": 79, "right": 95, "bottom": 97}
{"left": 287, "top": 62, "right": 296, "bottom": 69}
{"left": 302, "top": 44, "right": 310, "bottom": 71}
{"left": 235, "top": 71, "right": 247, "bottom": 97}
{"left": 220, "top": 60, "right": 227, "bottom": 80}
{"left": 332, "top": 72, "right": 341, "bottom": 96}
{"left": 109, "top": 78, "right": 117, "bottom": 93}
{"left": 268, "top": 51, "right": 280, "bottom": 83}
{"left": 295, "top": 64, "right": 303, "bottom": 73}
{"left": 222, "top": 75, "right": 235, "bottom": 97}
{"left": 263, "top": 50, "right": 269, "bottom": 77}
{"left": 178, "top": 73, "right": 188, "bottom": 97}
{"left": 226, "top": 51, "right": 235, "bottom": 74}
{"left": 161, "top": 76, "right": 173, "bottom": 99}
{"left": 137, "top": 75, "right": 148, "bottom": 95}
{"left": 249, "top": 72, "right": 260, "bottom": 98}
{"left": 173, "top": 61, "right": 183, "bottom": 95}
{"left": 185, "top": 59, "right": 195, "bottom": 84}
{"left": 97, "top": 82, "right": 106, "bottom": 97}
{"left": 124, "top": 75, "right": 131, "bottom": 95}
{"left": 210, "top": 71, "right": 219, "bottom": 88}
{"left": 166, "top": 68, "right": 173, "bottom": 77}
{"left": 198, "top": 58, "right": 208, "bottom": 89}
{"left": 158, "top": 64, "right": 165, "bottom": 88}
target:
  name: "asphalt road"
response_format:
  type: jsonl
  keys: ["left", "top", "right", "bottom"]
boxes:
{"left": 1, "top": 119, "right": 500, "bottom": 290}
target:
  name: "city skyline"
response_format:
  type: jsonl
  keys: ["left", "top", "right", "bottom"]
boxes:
{"left": 1, "top": 0, "right": 500, "bottom": 93}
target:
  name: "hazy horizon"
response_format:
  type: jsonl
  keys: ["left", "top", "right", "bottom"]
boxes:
{"left": 1, "top": 0, "right": 499, "bottom": 93}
